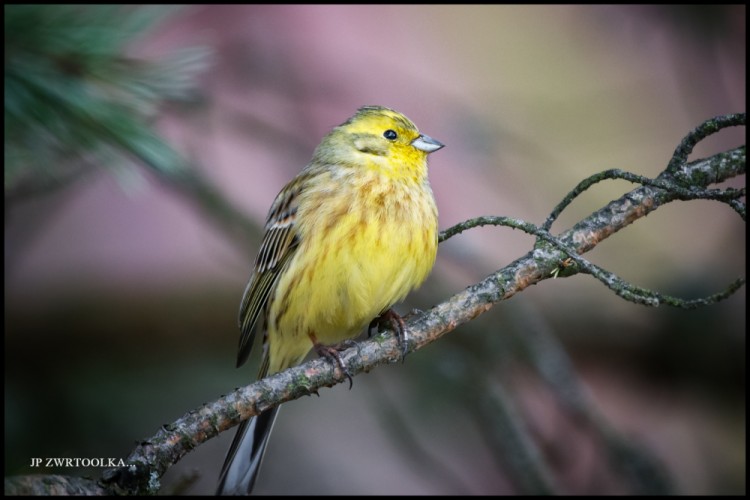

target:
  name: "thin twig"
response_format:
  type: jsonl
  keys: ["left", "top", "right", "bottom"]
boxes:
{"left": 6, "top": 116, "right": 745, "bottom": 495}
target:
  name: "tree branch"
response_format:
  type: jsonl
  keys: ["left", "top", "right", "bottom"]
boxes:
{"left": 6, "top": 114, "right": 745, "bottom": 495}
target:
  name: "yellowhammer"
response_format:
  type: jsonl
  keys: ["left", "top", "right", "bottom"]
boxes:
{"left": 217, "top": 105, "right": 444, "bottom": 494}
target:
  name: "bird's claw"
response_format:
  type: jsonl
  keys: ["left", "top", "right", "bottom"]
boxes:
{"left": 314, "top": 343, "right": 354, "bottom": 389}
{"left": 370, "top": 308, "right": 409, "bottom": 362}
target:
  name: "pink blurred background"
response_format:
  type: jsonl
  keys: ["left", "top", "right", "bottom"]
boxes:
{"left": 5, "top": 5, "right": 745, "bottom": 494}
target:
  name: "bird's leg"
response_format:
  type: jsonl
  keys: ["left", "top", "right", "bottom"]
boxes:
{"left": 309, "top": 333, "right": 354, "bottom": 389}
{"left": 368, "top": 308, "right": 408, "bottom": 359}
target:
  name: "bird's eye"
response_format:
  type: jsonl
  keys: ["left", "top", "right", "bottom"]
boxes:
{"left": 383, "top": 129, "right": 398, "bottom": 140}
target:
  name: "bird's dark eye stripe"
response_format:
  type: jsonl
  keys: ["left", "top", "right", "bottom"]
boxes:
{"left": 383, "top": 129, "right": 397, "bottom": 140}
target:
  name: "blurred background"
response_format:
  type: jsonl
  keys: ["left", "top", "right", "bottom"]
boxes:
{"left": 4, "top": 5, "right": 745, "bottom": 495}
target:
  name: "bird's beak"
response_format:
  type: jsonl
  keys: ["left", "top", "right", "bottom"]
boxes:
{"left": 411, "top": 134, "right": 445, "bottom": 153}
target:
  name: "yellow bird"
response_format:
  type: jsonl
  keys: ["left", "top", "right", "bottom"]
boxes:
{"left": 217, "top": 105, "right": 444, "bottom": 494}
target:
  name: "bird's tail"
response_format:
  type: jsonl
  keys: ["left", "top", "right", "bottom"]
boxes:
{"left": 216, "top": 405, "right": 280, "bottom": 495}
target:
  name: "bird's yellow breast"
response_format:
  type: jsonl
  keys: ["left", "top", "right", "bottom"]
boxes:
{"left": 265, "top": 168, "right": 437, "bottom": 372}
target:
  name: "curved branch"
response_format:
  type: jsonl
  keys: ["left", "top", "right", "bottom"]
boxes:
{"left": 7, "top": 118, "right": 745, "bottom": 495}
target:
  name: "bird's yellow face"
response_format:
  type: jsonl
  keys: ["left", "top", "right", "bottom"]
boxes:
{"left": 320, "top": 106, "right": 443, "bottom": 183}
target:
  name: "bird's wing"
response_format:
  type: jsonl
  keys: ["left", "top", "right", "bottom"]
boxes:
{"left": 236, "top": 180, "right": 302, "bottom": 368}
